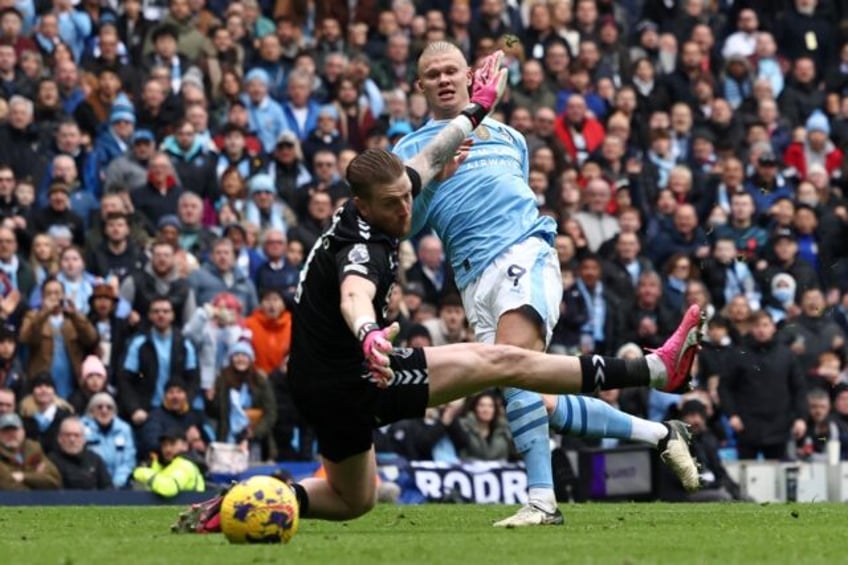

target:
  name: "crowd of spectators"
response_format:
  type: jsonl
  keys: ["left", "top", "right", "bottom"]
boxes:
{"left": 1, "top": 0, "right": 848, "bottom": 494}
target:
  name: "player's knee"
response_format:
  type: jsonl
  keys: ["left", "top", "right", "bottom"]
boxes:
{"left": 345, "top": 489, "right": 378, "bottom": 519}
{"left": 476, "top": 344, "right": 528, "bottom": 383}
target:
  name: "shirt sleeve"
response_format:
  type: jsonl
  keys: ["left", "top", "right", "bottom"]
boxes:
{"left": 335, "top": 243, "right": 391, "bottom": 287}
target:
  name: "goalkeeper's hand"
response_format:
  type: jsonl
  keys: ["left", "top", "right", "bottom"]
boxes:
{"left": 359, "top": 322, "right": 400, "bottom": 388}
{"left": 470, "top": 50, "right": 508, "bottom": 117}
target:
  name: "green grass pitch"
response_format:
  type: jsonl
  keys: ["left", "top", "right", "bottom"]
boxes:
{"left": 2, "top": 503, "right": 847, "bottom": 564}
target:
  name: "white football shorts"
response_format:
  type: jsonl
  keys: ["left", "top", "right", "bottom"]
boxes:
{"left": 461, "top": 235, "right": 562, "bottom": 346}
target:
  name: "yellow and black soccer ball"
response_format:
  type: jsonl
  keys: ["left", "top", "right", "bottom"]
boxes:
{"left": 220, "top": 475, "right": 300, "bottom": 544}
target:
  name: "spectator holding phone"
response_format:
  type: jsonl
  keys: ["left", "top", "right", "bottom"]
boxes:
{"left": 20, "top": 276, "right": 98, "bottom": 400}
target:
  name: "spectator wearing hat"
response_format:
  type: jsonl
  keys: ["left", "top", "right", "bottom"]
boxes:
{"left": 208, "top": 340, "right": 277, "bottom": 460}
{"left": 784, "top": 109, "right": 844, "bottom": 180}
{"left": 763, "top": 273, "right": 798, "bottom": 326}
{"left": 130, "top": 152, "right": 186, "bottom": 235}
{"left": 82, "top": 392, "right": 136, "bottom": 488}
{"left": 141, "top": 378, "right": 207, "bottom": 459}
{"left": 92, "top": 96, "right": 136, "bottom": 176}
{"left": 132, "top": 424, "right": 205, "bottom": 497}
{"left": 743, "top": 145, "right": 793, "bottom": 215}
{"left": 68, "top": 355, "right": 112, "bottom": 415}
{"left": 244, "top": 173, "right": 292, "bottom": 234}
{"left": 20, "top": 276, "right": 98, "bottom": 399}
{"left": 300, "top": 104, "right": 347, "bottom": 176}
{"left": 161, "top": 118, "right": 219, "bottom": 203}
{"left": 87, "top": 284, "right": 135, "bottom": 383}
{"left": 0, "top": 412, "right": 62, "bottom": 491}
{"left": 386, "top": 121, "right": 413, "bottom": 150}
{"left": 268, "top": 129, "right": 314, "bottom": 205}
{"left": 245, "top": 287, "right": 292, "bottom": 375}
{"left": 241, "top": 67, "right": 290, "bottom": 154}
{"left": 49, "top": 416, "right": 112, "bottom": 490}
{"left": 118, "top": 295, "right": 199, "bottom": 429}
{"left": 19, "top": 371, "right": 73, "bottom": 453}
{"left": 103, "top": 128, "right": 157, "bottom": 192}
{"left": 758, "top": 227, "right": 820, "bottom": 302}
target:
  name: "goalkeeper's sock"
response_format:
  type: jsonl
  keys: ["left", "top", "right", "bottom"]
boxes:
{"left": 504, "top": 388, "right": 557, "bottom": 513}
{"left": 549, "top": 395, "right": 666, "bottom": 446}
{"left": 578, "top": 355, "right": 650, "bottom": 392}
{"left": 291, "top": 482, "right": 310, "bottom": 518}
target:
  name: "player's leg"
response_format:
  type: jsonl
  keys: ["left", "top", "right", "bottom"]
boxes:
{"left": 495, "top": 308, "right": 562, "bottom": 525}
{"left": 297, "top": 447, "right": 379, "bottom": 521}
{"left": 547, "top": 394, "right": 700, "bottom": 492}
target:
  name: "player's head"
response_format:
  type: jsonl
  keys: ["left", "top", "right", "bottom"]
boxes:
{"left": 416, "top": 41, "right": 471, "bottom": 120}
{"left": 346, "top": 149, "right": 412, "bottom": 238}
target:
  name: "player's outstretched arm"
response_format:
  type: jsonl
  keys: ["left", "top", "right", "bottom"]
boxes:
{"left": 404, "top": 50, "right": 507, "bottom": 186}
{"left": 340, "top": 275, "right": 397, "bottom": 386}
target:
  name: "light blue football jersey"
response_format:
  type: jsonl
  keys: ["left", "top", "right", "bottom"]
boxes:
{"left": 392, "top": 117, "right": 556, "bottom": 289}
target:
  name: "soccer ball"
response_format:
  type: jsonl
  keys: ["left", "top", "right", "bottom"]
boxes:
{"left": 220, "top": 475, "right": 300, "bottom": 544}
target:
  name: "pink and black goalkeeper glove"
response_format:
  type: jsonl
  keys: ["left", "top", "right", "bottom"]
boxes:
{"left": 358, "top": 322, "right": 400, "bottom": 388}
{"left": 463, "top": 50, "right": 508, "bottom": 128}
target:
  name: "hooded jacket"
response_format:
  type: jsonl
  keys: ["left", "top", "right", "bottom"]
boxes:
{"left": 245, "top": 308, "right": 292, "bottom": 374}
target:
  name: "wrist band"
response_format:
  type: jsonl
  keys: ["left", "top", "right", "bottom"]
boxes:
{"left": 354, "top": 317, "right": 379, "bottom": 341}
{"left": 460, "top": 103, "right": 487, "bottom": 129}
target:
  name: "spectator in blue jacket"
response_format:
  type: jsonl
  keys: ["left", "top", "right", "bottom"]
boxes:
{"left": 53, "top": 1, "right": 92, "bottom": 61}
{"left": 241, "top": 68, "right": 290, "bottom": 154}
{"left": 82, "top": 392, "right": 136, "bottom": 488}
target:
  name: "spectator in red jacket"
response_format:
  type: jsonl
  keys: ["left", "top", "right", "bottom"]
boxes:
{"left": 554, "top": 93, "right": 605, "bottom": 166}
{"left": 783, "top": 110, "right": 844, "bottom": 180}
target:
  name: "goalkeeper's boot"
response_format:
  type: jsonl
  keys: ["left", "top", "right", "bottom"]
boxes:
{"left": 647, "top": 304, "right": 705, "bottom": 392}
{"left": 492, "top": 503, "right": 564, "bottom": 528}
{"left": 659, "top": 420, "right": 701, "bottom": 493}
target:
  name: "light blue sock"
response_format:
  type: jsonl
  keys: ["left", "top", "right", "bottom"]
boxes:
{"left": 549, "top": 394, "right": 633, "bottom": 439}
{"left": 504, "top": 388, "right": 552, "bottom": 492}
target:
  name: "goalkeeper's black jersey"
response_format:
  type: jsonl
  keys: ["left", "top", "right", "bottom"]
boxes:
{"left": 288, "top": 199, "right": 399, "bottom": 381}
